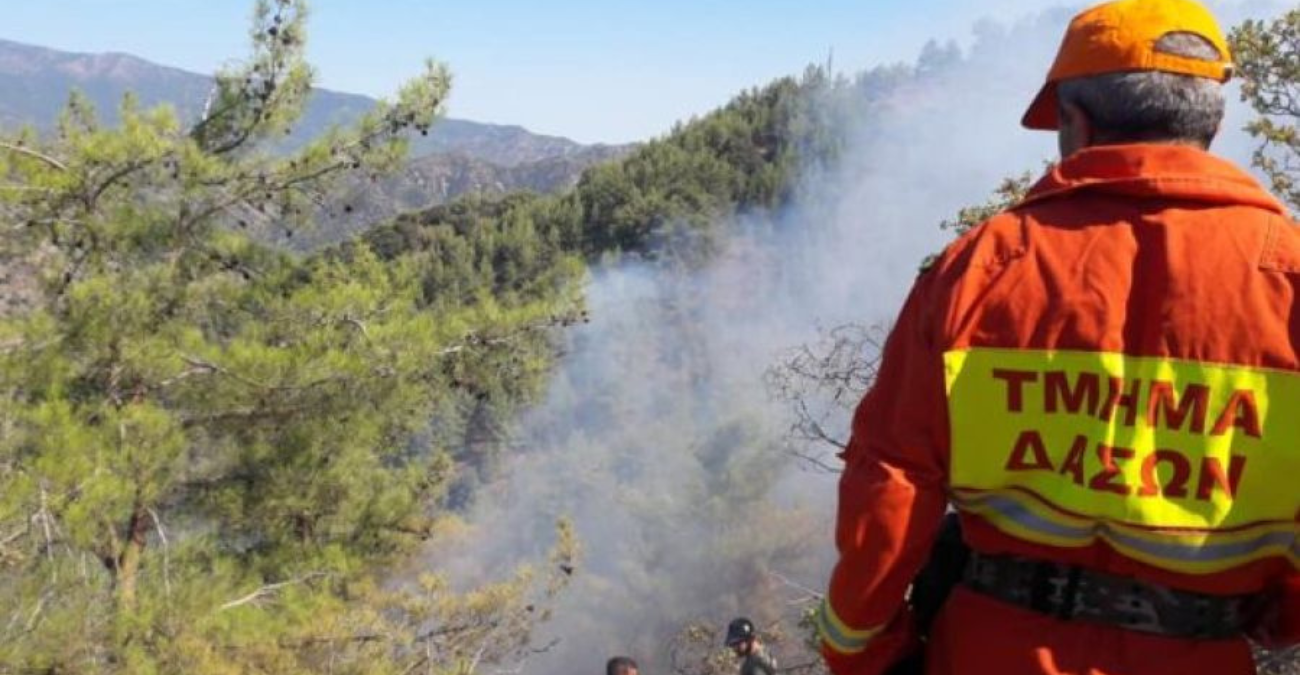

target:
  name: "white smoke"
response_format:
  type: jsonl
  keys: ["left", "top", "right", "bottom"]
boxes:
{"left": 438, "top": 3, "right": 1290, "bottom": 673}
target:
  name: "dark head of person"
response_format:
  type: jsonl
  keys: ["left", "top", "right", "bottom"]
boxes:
{"left": 606, "top": 656, "right": 638, "bottom": 675}
{"left": 725, "top": 617, "right": 759, "bottom": 657}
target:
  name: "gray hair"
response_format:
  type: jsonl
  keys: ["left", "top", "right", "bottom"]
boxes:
{"left": 1057, "top": 32, "right": 1227, "bottom": 147}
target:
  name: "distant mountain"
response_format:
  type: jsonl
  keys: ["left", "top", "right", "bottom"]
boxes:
{"left": 279, "top": 146, "right": 631, "bottom": 249}
{"left": 0, "top": 38, "right": 627, "bottom": 168}
{"left": 0, "top": 39, "right": 633, "bottom": 247}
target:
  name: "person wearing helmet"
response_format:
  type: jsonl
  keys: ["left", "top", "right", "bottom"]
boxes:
{"left": 725, "top": 618, "right": 777, "bottom": 675}
{"left": 816, "top": 1, "right": 1299, "bottom": 675}
{"left": 606, "top": 656, "right": 639, "bottom": 675}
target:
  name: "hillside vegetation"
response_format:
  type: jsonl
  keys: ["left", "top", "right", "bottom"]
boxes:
{"left": 0, "top": 2, "right": 580, "bottom": 671}
{"left": 0, "top": 0, "right": 863, "bottom": 667}
{"left": 1, "top": 1, "right": 1295, "bottom": 673}
{"left": 362, "top": 63, "right": 872, "bottom": 267}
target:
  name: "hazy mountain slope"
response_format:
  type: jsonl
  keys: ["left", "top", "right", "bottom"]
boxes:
{"left": 0, "top": 38, "right": 633, "bottom": 248}
{"left": 278, "top": 146, "right": 631, "bottom": 249}
{"left": 0, "top": 38, "right": 625, "bottom": 167}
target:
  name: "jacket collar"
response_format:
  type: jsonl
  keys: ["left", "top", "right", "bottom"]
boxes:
{"left": 1021, "top": 144, "right": 1288, "bottom": 214}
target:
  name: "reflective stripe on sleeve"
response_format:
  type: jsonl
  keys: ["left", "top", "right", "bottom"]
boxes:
{"left": 814, "top": 597, "right": 885, "bottom": 655}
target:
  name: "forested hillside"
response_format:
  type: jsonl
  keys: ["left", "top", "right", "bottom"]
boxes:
{"left": 363, "top": 64, "right": 870, "bottom": 265}
{"left": 2, "top": 0, "right": 1295, "bottom": 673}
{"left": 0, "top": 4, "right": 887, "bottom": 662}
{"left": 372, "top": 6, "right": 1300, "bottom": 675}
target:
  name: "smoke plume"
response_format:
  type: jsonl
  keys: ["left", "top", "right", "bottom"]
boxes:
{"left": 438, "top": 3, "right": 1288, "bottom": 673}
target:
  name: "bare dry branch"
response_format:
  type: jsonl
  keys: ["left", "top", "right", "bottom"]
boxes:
{"left": 218, "top": 571, "right": 331, "bottom": 612}
{"left": 146, "top": 507, "right": 172, "bottom": 598}
{"left": 0, "top": 142, "right": 68, "bottom": 172}
{"left": 180, "top": 355, "right": 271, "bottom": 390}
{"left": 342, "top": 316, "right": 372, "bottom": 341}
{"left": 768, "top": 570, "right": 824, "bottom": 603}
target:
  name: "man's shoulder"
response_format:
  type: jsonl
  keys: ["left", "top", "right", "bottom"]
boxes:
{"left": 925, "top": 209, "right": 1028, "bottom": 279}
{"left": 1260, "top": 213, "right": 1300, "bottom": 275}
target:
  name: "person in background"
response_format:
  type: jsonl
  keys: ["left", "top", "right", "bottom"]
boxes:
{"left": 606, "top": 655, "right": 639, "bottom": 675}
{"left": 725, "top": 617, "right": 777, "bottom": 675}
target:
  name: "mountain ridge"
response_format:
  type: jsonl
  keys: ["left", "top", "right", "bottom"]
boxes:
{"left": 0, "top": 37, "right": 629, "bottom": 168}
{"left": 0, "top": 38, "right": 634, "bottom": 246}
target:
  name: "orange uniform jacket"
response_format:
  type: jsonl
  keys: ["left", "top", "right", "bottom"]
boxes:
{"left": 818, "top": 144, "right": 1299, "bottom": 675}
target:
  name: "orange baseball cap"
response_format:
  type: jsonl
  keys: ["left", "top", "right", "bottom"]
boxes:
{"left": 1023, "top": 0, "right": 1234, "bottom": 130}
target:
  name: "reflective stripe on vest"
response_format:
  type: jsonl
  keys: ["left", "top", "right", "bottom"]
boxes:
{"left": 944, "top": 348, "right": 1300, "bottom": 574}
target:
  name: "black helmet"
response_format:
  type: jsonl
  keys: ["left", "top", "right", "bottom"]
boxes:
{"left": 724, "top": 617, "right": 756, "bottom": 646}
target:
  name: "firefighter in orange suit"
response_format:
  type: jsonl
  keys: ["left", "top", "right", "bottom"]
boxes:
{"left": 816, "top": 1, "right": 1299, "bottom": 674}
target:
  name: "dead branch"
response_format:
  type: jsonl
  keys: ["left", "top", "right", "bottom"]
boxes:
{"left": 342, "top": 316, "right": 372, "bottom": 341}
{"left": 36, "top": 484, "right": 54, "bottom": 567}
{"left": 768, "top": 570, "right": 824, "bottom": 604}
{"left": 24, "top": 589, "right": 53, "bottom": 633}
{"left": 146, "top": 507, "right": 172, "bottom": 598}
{"left": 277, "top": 633, "right": 389, "bottom": 649}
{"left": 794, "top": 400, "right": 847, "bottom": 450}
{"left": 398, "top": 655, "right": 430, "bottom": 675}
{"left": 218, "top": 571, "right": 331, "bottom": 612}
{"left": 0, "top": 142, "right": 68, "bottom": 172}
{"left": 414, "top": 619, "right": 499, "bottom": 644}
{"left": 154, "top": 364, "right": 217, "bottom": 390}
{"left": 0, "top": 523, "right": 29, "bottom": 566}
{"left": 181, "top": 355, "right": 271, "bottom": 390}
{"left": 0, "top": 524, "right": 28, "bottom": 549}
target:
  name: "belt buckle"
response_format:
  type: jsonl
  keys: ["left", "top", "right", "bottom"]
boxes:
{"left": 1026, "top": 561, "right": 1083, "bottom": 621}
{"left": 1027, "top": 562, "right": 1061, "bottom": 617}
{"left": 1056, "top": 566, "right": 1084, "bottom": 621}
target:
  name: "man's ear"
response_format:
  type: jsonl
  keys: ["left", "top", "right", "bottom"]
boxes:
{"left": 1058, "top": 100, "right": 1093, "bottom": 157}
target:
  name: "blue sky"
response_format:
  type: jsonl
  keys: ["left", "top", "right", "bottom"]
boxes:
{"left": 0, "top": 0, "right": 1259, "bottom": 143}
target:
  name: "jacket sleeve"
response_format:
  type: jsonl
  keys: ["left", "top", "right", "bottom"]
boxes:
{"left": 817, "top": 270, "right": 951, "bottom": 675}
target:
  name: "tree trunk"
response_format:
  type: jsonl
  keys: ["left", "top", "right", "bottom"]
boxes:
{"left": 115, "top": 506, "right": 150, "bottom": 612}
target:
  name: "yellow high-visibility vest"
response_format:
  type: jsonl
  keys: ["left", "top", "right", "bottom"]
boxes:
{"left": 945, "top": 348, "right": 1300, "bottom": 574}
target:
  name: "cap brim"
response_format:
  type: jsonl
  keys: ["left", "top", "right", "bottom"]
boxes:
{"left": 1022, "top": 82, "right": 1060, "bottom": 131}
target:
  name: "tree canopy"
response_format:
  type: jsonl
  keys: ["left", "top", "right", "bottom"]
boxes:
{"left": 0, "top": 1, "right": 577, "bottom": 672}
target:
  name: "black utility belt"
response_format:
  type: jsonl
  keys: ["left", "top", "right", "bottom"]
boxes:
{"left": 961, "top": 552, "right": 1265, "bottom": 639}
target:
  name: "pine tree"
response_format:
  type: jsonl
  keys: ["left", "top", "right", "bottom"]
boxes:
{"left": 0, "top": 2, "right": 577, "bottom": 672}
{"left": 1231, "top": 8, "right": 1300, "bottom": 214}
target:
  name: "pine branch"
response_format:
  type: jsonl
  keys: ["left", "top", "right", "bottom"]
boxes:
{"left": 0, "top": 142, "right": 68, "bottom": 172}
